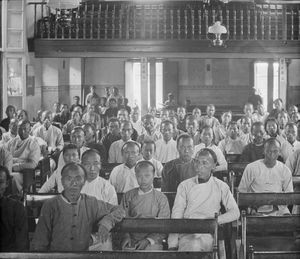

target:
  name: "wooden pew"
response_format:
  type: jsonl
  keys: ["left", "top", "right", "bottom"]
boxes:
{"left": 238, "top": 192, "right": 300, "bottom": 259}
{"left": 293, "top": 176, "right": 300, "bottom": 192}
{"left": 248, "top": 246, "right": 300, "bottom": 259}
{"left": 0, "top": 251, "right": 216, "bottom": 259}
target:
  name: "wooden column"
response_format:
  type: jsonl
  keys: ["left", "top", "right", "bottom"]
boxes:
{"left": 140, "top": 57, "right": 148, "bottom": 116}
{"left": 149, "top": 59, "right": 156, "bottom": 109}
{"left": 267, "top": 59, "right": 274, "bottom": 112}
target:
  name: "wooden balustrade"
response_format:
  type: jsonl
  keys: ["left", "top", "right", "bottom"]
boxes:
{"left": 29, "top": 1, "right": 300, "bottom": 41}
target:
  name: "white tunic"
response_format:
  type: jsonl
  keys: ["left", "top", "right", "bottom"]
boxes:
{"left": 108, "top": 139, "right": 126, "bottom": 163}
{"left": 193, "top": 143, "right": 228, "bottom": 171}
{"left": 281, "top": 140, "right": 300, "bottom": 162}
{"left": 238, "top": 159, "right": 293, "bottom": 214}
{"left": 168, "top": 176, "right": 239, "bottom": 251}
{"left": 109, "top": 164, "right": 139, "bottom": 193}
{"left": 154, "top": 139, "right": 179, "bottom": 163}
{"left": 81, "top": 176, "right": 118, "bottom": 205}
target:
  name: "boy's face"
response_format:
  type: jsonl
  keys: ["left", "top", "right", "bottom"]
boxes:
{"left": 177, "top": 108, "right": 186, "bottom": 120}
{"left": 120, "top": 123, "right": 133, "bottom": 142}
{"left": 229, "top": 124, "right": 239, "bottom": 139}
{"left": 206, "top": 106, "right": 215, "bottom": 117}
{"left": 222, "top": 113, "right": 231, "bottom": 124}
{"left": 285, "top": 125, "right": 297, "bottom": 143}
{"left": 241, "top": 118, "right": 251, "bottom": 133}
{"left": 143, "top": 118, "right": 154, "bottom": 132}
{"left": 244, "top": 104, "right": 253, "bottom": 116}
{"left": 71, "top": 131, "right": 85, "bottom": 148}
{"left": 266, "top": 121, "right": 277, "bottom": 136}
{"left": 252, "top": 125, "right": 265, "bottom": 144}
{"left": 108, "top": 121, "right": 120, "bottom": 135}
{"left": 278, "top": 113, "right": 288, "bottom": 126}
{"left": 161, "top": 123, "right": 173, "bottom": 142}
{"left": 63, "top": 149, "right": 79, "bottom": 164}
{"left": 142, "top": 143, "right": 155, "bottom": 160}
{"left": 201, "top": 128, "right": 213, "bottom": 146}
{"left": 192, "top": 108, "right": 201, "bottom": 119}
{"left": 136, "top": 166, "right": 154, "bottom": 192}
{"left": 186, "top": 120, "right": 197, "bottom": 135}
{"left": 131, "top": 110, "right": 139, "bottom": 122}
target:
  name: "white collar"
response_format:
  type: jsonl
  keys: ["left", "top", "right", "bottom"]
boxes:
{"left": 138, "top": 187, "right": 153, "bottom": 195}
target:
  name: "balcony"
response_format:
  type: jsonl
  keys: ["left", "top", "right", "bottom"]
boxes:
{"left": 30, "top": 1, "right": 300, "bottom": 56}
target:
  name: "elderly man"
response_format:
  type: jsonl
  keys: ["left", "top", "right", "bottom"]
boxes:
{"left": 161, "top": 134, "right": 195, "bottom": 192}
{"left": 0, "top": 105, "right": 16, "bottom": 132}
{"left": 137, "top": 114, "right": 162, "bottom": 144}
{"left": 168, "top": 148, "right": 239, "bottom": 252}
{"left": 108, "top": 120, "right": 134, "bottom": 163}
{"left": 281, "top": 122, "right": 300, "bottom": 162}
{"left": 101, "top": 118, "right": 121, "bottom": 158}
{"left": 109, "top": 141, "right": 141, "bottom": 193}
{"left": 6, "top": 120, "right": 40, "bottom": 193}
{"left": 31, "top": 163, "right": 125, "bottom": 251}
{"left": 117, "top": 109, "right": 138, "bottom": 141}
{"left": 238, "top": 138, "right": 293, "bottom": 215}
{"left": 33, "top": 110, "right": 64, "bottom": 155}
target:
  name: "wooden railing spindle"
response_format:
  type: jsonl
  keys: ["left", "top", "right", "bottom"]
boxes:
{"left": 97, "top": 4, "right": 101, "bottom": 39}
{"left": 126, "top": 5, "right": 129, "bottom": 39}
{"left": 164, "top": 9, "right": 167, "bottom": 39}
{"left": 226, "top": 8, "right": 229, "bottom": 39}
{"left": 34, "top": 4, "right": 37, "bottom": 37}
{"left": 291, "top": 9, "right": 294, "bottom": 40}
{"left": 247, "top": 8, "right": 250, "bottom": 40}
{"left": 156, "top": 8, "right": 160, "bottom": 39}
{"left": 275, "top": 5, "right": 278, "bottom": 40}
{"left": 90, "top": 4, "right": 94, "bottom": 39}
{"left": 171, "top": 9, "right": 174, "bottom": 39}
{"left": 198, "top": 9, "right": 202, "bottom": 39}
{"left": 83, "top": 3, "right": 87, "bottom": 39}
{"left": 104, "top": 4, "right": 108, "bottom": 39}
{"left": 268, "top": 4, "right": 271, "bottom": 40}
{"left": 261, "top": 7, "right": 264, "bottom": 40}
{"left": 241, "top": 9, "right": 244, "bottom": 39}
{"left": 254, "top": 6, "right": 257, "bottom": 40}
{"left": 54, "top": 9, "right": 58, "bottom": 39}
{"left": 76, "top": 5, "right": 79, "bottom": 39}
{"left": 184, "top": 9, "right": 188, "bottom": 39}
{"left": 233, "top": 8, "right": 236, "bottom": 40}
{"left": 191, "top": 9, "right": 195, "bottom": 40}
{"left": 177, "top": 9, "right": 181, "bottom": 39}
{"left": 205, "top": 9, "right": 208, "bottom": 36}
{"left": 112, "top": 4, "right": 116, "bottom": 39}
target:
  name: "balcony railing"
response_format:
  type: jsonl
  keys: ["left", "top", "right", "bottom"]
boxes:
{"left": 31, "top": 1, "right": 300, "bottom": 41}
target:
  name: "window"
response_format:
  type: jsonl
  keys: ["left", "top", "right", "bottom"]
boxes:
{"left": 254, "top": 61, "right": 279, "bottom": 111}
{"left": 126, "top": 60, "right": 163, "bottom": 112}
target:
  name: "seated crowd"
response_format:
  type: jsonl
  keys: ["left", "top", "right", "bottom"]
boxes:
{"left": 0, "top": 88, "right": 300, "bottom": 255}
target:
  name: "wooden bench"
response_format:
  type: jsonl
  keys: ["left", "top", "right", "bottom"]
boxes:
{"left": 238, "top": 192, "right": 300, "bottom": 259}
{"left": 248, "top": 246, "right": 300, "bottom": 259}
{"left": 293, "top": 177, "right": 300, "bottom": 192}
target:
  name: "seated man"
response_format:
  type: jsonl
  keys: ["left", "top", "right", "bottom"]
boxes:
{"left": 109, "top": 141, "right": 141, "bottom": 193}
{"left": 214, "top": 111, "right": 232, "bottom": 145}
{"left": 39, "top": 144, "right": 80, "bottom": 193}
{"left": 155, "top": 120, "right": 178, "bottom": 163}
{"left": 0, "top": 166, "right": 28, "bottom": 251}
{"left": 168, "top": 149, "right": 240, "bottom": 251}
{"left": 81, "top": 149, "right": 117, "bottom": 205}
{"left": 33, "top": 110, "right": 64, "bottom": 157}
{"left": 286, "top": 149, "right": 300, "bottom": 176}
{"left": 108, "top": 120, "right": 133, "bottom": 163}
{"left": 238, "top": 138, "right": 293, "bottom": 215}
{"left": 82, "top": 104, "right": 102, "bottom": 130}
{"left": 137, "top": 114, "right": 161, "bottom": 144}
{"left": 161, "top": 134, "right": 195, "bottom": 192}
{"left": 101, "top": 118, "right": 121, "bottom": 158}
{"left": 62, "top": 110, "right": 83, "bottom": 135}
{"left": 218, "top": 121, "right": 246, "bottom": 155}
{"left": 240, "top": 121, "right": 266, "bottom": 162}
{"left": 238, "top": 116, "right": 252, "bottom": 144}
{"left": 185, "top": 115, "right": 201, "bottom": 146}
{"left": 199, "top": 104, "right": 220, "bottom": 132}
{"left": 177, "top": 106, "right": 187, "bottom": 132}
{"left": 237, "top": 103, "right": 254, "bottom": 128}
{"left": 281, "top": 122, "right": 300, "bottom": 162}
{"left": 2, "top": 118, "right": 18, "bottom": 144}
{"left": 6, "top": 120, "right": 40, "bottom": 194}
{"left": 0, "top": 105, "right": 16, "bottom": 132}
{"left": 82, "top": 123, "right": 107, "bottom": 163}
{"left": 56, "top": 127, "right": 90, "bottom": 170}
{"left": 194, "top": 126, "right": 227, "bottom": 171}
{"left": 131, "top": 107, "right": 144, "bottom": 136}
{"left": 121, "top": 161, "right": 170, "bottom": 251}
{"left": 140, "top": 140, "right": 163, "bottom": 177}
{"left": 31, "top": 163, "right": 125, "bottom": 251}
{"left": 117, "top": 109, "right": 138, "bottom": 141}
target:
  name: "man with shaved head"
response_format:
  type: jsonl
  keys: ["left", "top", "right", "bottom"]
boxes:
{"left": 32, "top": 162, "right": 125, "bottom": 251}
{"left": 2, "top": 118, "right": 18, "bottom": 144}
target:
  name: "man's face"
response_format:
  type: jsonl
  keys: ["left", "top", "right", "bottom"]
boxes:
{"left": 289, "top": 106, "right": 298, "bottom": 115}
{"left": 53, "top": 103, "right": 60, "bottom": 113}
{"left": 143, "top": 118, "right": 154, "bottom": 132}
{"left": 71, "top": 131, "right": 85, "bottom": 148}
{"left": 62, "top": 168, "right": 85, "bottom": 197}
{"left": 186, "top": 120, "right": 198, "bottom": 135}
{"left": 0, "top": 171, "right": 8, "bottom": 198}
{"left": 274, "top": 100, "right": 282, "bottom": 110}
{"left": 121, "top": 123, "right": 133, "bottom": 141}
{"left": 131, "top": 110, "right": 139, "bottom": 123}
{"left": 266, "top": 121, "right": 278, "bottom": 136}
{"left": 136, "top": 166, "right": 154, "bottom": 192}
{"left": 73, "top": 97, "right": 79, "bottom": 104}
{"left": 83, "top": 127, "right": 94, "bottom": 143}
{"left": 257, "top": 104, "right": 264, "bottom": 114}
{"left": 18, "top": 122, "right": 31, "bottom": 140}
{"left": 108, "top": 121, "right": 120, "bottom": 135}
{"left": 88, "top": 105, "right": 95, "bottom": 113}
{"left": 264, "top": 142, "right": 280, "bottom": 163}
{"left": 72, "top": 112, "right": 81, "bottom": 122}
{"left": 201, "top": 128, "right": 213, "bottom": 146}
{"left": 142, "top": 143, "right": 155, "bottom": 160}
{"left": 7, "top": 107, "right": 15, "bottom": 118}
{"left": 241, "top": 118, "right": 251, "bottom": 134}
{"left": 109, "top": 100, "right": 117, "bottom": 108}
{"left": 118, "top": 110, "right": 129, "bottom": 122}
{"left": 244, "top": 104, "right": 253, "bottom": 117}
{"left": 177, "top": 108, "right": 186, "bottom": 120}
{"left": 192, "top": 108, "right": 201, "bottom": 120}
{"left": 42, "top": 112, "right": 52, "bottom": 129}
{"left": 278, "top": 113, "right": 289, "bottom": 127}
{"left": 206, "top": 106, "right": 215, "bottom": 117}
{"left": 161, "top": 123, "right": 173, "bottom": 142}
{"left": 123, "top": 144, "right": 140, "bottom": 167}
{"left": 17, "top": 110, "right": 27, "bottom": 121}
{"left": 252, "top": 125, "right": 265, "bottom": 144}
{"left": 285, "top": 125, "right": 297, "bottom": 143}
{"left": 229, "top": 124, "right": 239, "bottom": 139}
{"left": 222, "top": 113, "right": 232, "bottom": 124}
{"left": 63, "top": 149, "right": 79, "bottom": 164}
{"left": 178, "top": 138, "right": 194, "bottom": 162}
{"left": 73, "top": 106, "right": 83, "bottom": 115}
{"left": 193, "top": 154, "right": 215, "bottom": 180}
{"left": 160, "top": 110, "right": 169, "bottom": 121}
{"left": 9, "top": 118, "right": 19, "bottom": 135}
{"left": 82, "top": 153, "right": 101, "bottom": 182}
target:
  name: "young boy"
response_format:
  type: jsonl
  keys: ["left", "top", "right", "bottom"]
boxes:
{"left": 140, "top": 140, "right": 163, "bottom": 177}
{"left": 121, "top": 160, "right": 170, "bottom": 250}
{"left": 39, "top": 144, "right": 80, "bottom": 193}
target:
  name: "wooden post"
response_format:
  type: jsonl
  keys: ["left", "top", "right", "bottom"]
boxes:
{"left": 140, "top": 57, "right": 148, "bottom": 116}
{"left": 267, "top": 59, "right": 274, "bottom": 112}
